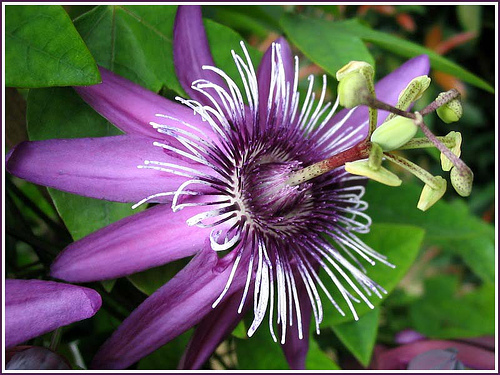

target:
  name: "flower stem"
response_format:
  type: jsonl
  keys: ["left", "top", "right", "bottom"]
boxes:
{"left": 413, "top": 112, "right": 470, "bottom": 177}
{"left": 364, "top": 95, "right": 416, "bottom": 120}
{"left": 384, "top": 152, "right": 439, "bottom": 189}
{"left": 50, "top": 327, "right": 63, "bottom": 351}
{"left": 287, "top": 140, "right": 371, "bottom": 186}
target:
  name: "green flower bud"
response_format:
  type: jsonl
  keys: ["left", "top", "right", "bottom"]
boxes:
{"left": 450, "top": 166, "right": 473, "bottom": 197}
{"left": 337, "top": 72, "right": 369, "bottom": 108}
{"left": 336, "top": 61, "right": 374, "bottom": 108}
{"left": 370, "top": 116, "right": 418, "bottom": 151}
{"left": 386, "top": 76, "right": 431, "bottom": 122}
{"left": 398, "top": 75, "right": 431, "bottom": 109}
{"left": 345, "top": 160, "right": 402, "bottom": 186}
{"left": 436, "top": 93, "right": 463, "bottom": 124}
{"left": 440, "top": 131, "right": 462, "bottom": 172}
{"left": 417, "top": 176, "right": 447, "bottom": 211}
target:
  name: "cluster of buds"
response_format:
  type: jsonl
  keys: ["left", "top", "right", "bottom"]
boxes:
{"left": 337, "top": 60, "right": 472, "bottom": 211}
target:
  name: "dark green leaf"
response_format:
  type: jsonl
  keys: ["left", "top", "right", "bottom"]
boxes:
{"left": 128, "top": 257, "right": 189, "bottom": 296}
{"left": 364, "top": 181, "right": 495, "bottom": 282}
{"left": 205, "top": 19, "right": 263, "bottom": 86}
{"left": 280, "top": 13, "right": 374, "bottom": 76}
{"left": 321, "top": 224, "right": 424, "bottom": 326}
{"left": 204, "top": 5, "right": 284, "bottom": 37}
{"left": 306, "top": 334, "right": 341, "bottom": 369}
{"left": 282, "top": 14, "right": 493, "bottom": 93}
{"left": 231, "top": 320, "right": 247, "bottom": 339}
{"left": 6, "top": 5, "right": 100, "bottom": 87}
{"left": 236, "top": 324, "right": 289, "bottom": 369}
{"left": 409, "top": 275, "right": 494, "bottom": 339}
{"left": 332, "top": 307, "right": 380, "bottom": 367}
{"left": 74, "top": 5, "right": 182, "bottom": 93}
{"left": 138, "top": 330, "right": 192, "bottom": 369}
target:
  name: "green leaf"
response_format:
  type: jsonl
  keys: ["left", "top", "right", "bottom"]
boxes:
{"left": 236, "top": 323, "right": 289, "bottom": 369}
{"left": 74, "top": 5, "right": 183, "bottom": 94}
{"left": 205, "top": 19, "right": 263, "bottom": 90}
{"left": 127, "top": 258, "right": 189, "bottom": 296}
{"left": 336, "top": 19, "right": 493, "bottom": 93}
{"left": 332, "top": 307, "right": 380, "bottom": 367}
{"left": 204, "top": 5, "right": 284, "bottom": 37}
{"left": 27, "top": 87, "right": 140, "bottom": 240}
{"left": 236, "top": 319, "right": 340, "bottom": 369}
{"left": 409, "top": 275, "right": 494, "bottom": 339}
{"left": 364, "top": 181, "right": 495, "bottom": 282}
{"left": 306, "top": 334, "right": 341, "bottom": 369}
{"left": 280, "top": 13, "right": 374, "bottom": 77}
{"left": 138, "top": 329, "right": 192, "bottom": 369}
{"left": 6, "top": 5, "right": 100, "bottom": 87}
{"left": 282, "top": 14, "right": 493, "bottom": 93}
{"left": 231, "top": 320, "right": 247, "bottom": 339}
{"left": 321, "top": 223, "right": 424, "bottom": 326}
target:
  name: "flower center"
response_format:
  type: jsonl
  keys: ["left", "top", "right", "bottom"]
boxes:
{"left": 237, "top": 145, "right": 314, "bottom": 234}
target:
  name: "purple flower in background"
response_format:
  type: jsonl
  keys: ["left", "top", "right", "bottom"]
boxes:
{"left": 5, "top": 279, "right": 101, "bottom": 349}
{"left": 372, "top": 331, "right": 495, "bottom": 370}
{"left": 6, "top": 5, "right": 430, "bottom": 370}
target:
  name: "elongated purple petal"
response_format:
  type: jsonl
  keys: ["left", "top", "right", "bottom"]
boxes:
{"left": 173, "top": 6, "right": 229, "bottom": 107}
{"left": 74, "top": 67, "right": 216, "bottom": 140}
{"left": 91, "top": 245, "right": 247, "bottom": 369}
{"left": 179, "top": 287, "right": 252, "bottom": 369}
{"left": 51, "top": 204, "right": 217, "bottom": 282}
{"left": 280, "top": 275, "right": 312, "bottom": 370}
{"left": 373, "top": 340, "right": 495, "bottom": 370}
{"left": 256, "top": 37, "right": 295, "bottom": 130}
{"left": 6, "top": 135, "right": 212, "bottom": 203}
{"left": 315, "top": 55, "right": 431, "bottom": 152}
{"left": 5, "top": 279, "right": 101, "bottom": 348}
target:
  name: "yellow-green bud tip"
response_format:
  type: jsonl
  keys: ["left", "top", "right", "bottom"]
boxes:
{"left": 371, "top": 116, "right": 418, "bottom": 151}
{"left": 417, "top": 176, "right": 447, "bottom": 211}
{"left": 336, "top": 61, "right": 374, "bottom": 81}
{"left": 436, "top": 94, "right": 463, "bottom": 124}
{"left": 450, "top": 166, "right": 473, "bottom": 197}
{"left": 345, "top": 160, "right": 402, "bottom": 186}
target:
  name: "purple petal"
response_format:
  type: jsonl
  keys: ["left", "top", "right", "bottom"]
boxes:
{"left": 91, "top": 245, "right": 247, "bottom": 369}
{"left": 6, "top": 135, "right": 212, "bottom": 203}
{"left": 256, "top": 37, "right": 295, "bottom": 130}
{"left": 280, "top": 274, "right": 312, "bottom": 370}
{"left": 373, "top": 340, "right": 495, "bottom": 370}
{"left": 315, "top": 55, "right": 431, "bottom": 152}
{"left": 51, "top": 204, "right": 217, "bottom": 282}
{"left": 5, "top": 279, "right": 101, "bottom": 349}
{"left": 179, "top": 287, "right": 252, "bottom": 369}
{"left": 458, "top": 336, "right": 495, "bottom": 351}
{"left": 407, "top": 348, "right": 464, "bottom": 370}
{"left": 75, "top": 67, "right": 217, "bottom": 140}
{"left": 173, "top": 6, "right": 229, "bottom": 107}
